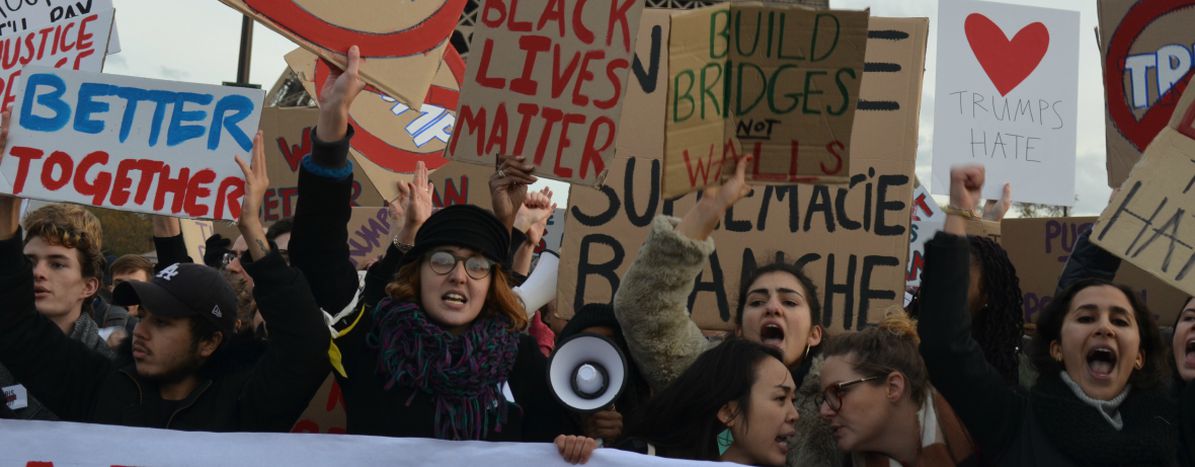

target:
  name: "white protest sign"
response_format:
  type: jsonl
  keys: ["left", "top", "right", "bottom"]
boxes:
{"left": 0, "top": 419, "right": 724, "bottom": 467}
{"left": 0, "top": 67, "right": 265, "bottom": 221}
{"left": 0, "top": 6, "right": 114, "bottom": 112}
{"left": 930, "top": 0, "right": 1079, "bottom": 206}
{"left": 906, "top": 183, "right": 944, "bottom": 287}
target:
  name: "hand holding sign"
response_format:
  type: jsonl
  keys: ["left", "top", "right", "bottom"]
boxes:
{"left": 490, "top": 155, "right": 537, "bottom": 231}
{"left": 316, "top": 46, "right": 366, "bottom": 143}
{"left": 676, "top": 155, "right": 754, "bottom": 242}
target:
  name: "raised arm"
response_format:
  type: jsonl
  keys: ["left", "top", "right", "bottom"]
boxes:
{"left": 232, "top": 132, "right": 330, "bottom": 431}
{"left": 613, "top": 156, "right": 754, "bottom": 391}
{"left": 919, "top": 165, "right": 1026, "bottom": 454}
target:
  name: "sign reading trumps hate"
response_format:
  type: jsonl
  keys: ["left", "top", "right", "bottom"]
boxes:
{"left": 447, "top": 0, "right": 646, "bottom": 186}
{"left": 0, "top": 67, "right": 265, "bottom": 221}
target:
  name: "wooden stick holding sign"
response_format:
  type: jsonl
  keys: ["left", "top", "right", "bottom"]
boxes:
{"left": 448, "top": 0, "right": 646, "bottom": 187}
{"left": 1092, "top": 80, "right": 1195, "bottom": 296}
{"left": 0, "top": 67, "right": 265, "bottom": 221}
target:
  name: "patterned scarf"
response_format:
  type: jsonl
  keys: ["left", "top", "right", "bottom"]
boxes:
{"left": 366, "top": 298, "right": 521, "bottom": 440}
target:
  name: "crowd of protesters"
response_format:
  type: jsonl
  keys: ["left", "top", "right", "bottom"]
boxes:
{"left": 0, "top": 45, "right": 1193, "bottom": 467}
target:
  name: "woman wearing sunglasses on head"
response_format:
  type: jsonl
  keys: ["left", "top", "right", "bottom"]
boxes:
{"left": 818, "top": 310, "right": 978, "bottom": 466}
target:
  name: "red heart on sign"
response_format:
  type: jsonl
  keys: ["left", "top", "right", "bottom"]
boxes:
{"left": 964, "top": 14, "right": 1050, "bottom": 96}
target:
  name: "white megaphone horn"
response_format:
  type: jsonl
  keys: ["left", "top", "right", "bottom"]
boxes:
{"left": 513, "top": 250, "right": 559, "bottom": 318}
{"left": 547, "top": 333, "right": 628, "bottom": 413}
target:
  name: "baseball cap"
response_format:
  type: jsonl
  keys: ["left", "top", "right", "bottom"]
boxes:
{"left": 113, "top": 262, "right": 237, "bottom": 335}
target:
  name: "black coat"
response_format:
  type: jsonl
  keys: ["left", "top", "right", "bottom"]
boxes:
{"left": 0, "top": 235, "right": 330, "bottom": 431}
{"left": 918, "top": 232, "right": 1178, "bottom": 466}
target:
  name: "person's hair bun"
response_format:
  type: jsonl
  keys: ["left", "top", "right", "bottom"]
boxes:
{"left": 878, "top": 308, "right": 920, "bottom": 345}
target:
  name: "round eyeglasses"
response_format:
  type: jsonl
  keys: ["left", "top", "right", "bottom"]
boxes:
{"left": 426, "top": 250, "right": 495, "bottom": 280}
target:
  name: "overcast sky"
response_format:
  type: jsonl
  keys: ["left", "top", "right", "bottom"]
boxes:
{"left": 106, "top": 0, "right": 1109, "bottom": 215}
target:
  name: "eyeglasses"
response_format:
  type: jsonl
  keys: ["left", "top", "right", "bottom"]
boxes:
{"left": 220, "top": 252, "right": 240, "bottom": 268}
{"left": 816, "top": 375, "right": 883, "bottom": 412}
{"left": 426, "top": 250, "right": 495, "bottom": 280}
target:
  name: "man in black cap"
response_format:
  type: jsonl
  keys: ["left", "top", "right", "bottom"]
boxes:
{"left": 0, "top": 132, "right": 330, "bottom": 431}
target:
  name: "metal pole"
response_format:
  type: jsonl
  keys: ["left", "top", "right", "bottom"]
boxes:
{"left": 236, "top": 15, "right": 254, "bottom": 85}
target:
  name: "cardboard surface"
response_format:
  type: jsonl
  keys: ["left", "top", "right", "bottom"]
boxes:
{"left": 1003, "top": 216, "right": 1187, "bottom": 326}
{"left": 0, "top": 67, "right": 265, "bottom": 220}
{"left": 179, "top": 218, "right": 216, "bottom": 263}
{"left": 1092, "top": 83, "right": 1195, "bottom": 298}
{"left": 559, "top": 14, "right": 927, "bottom": 332}
{"left": 1098, "top": 0, "right": 1195, "bottom": 188}
{"left": 286, "top": 47, "right": 464, "bottom": 202}
{"left": 663, "top": 3, "right": 869, "bottom": 198}
{"left": 258, "top": 107, "right": 384, "bottom": 222}
{"left": 220, "top": 0, "right": 464, "bottom": 109}
{"left": 0, "top": 7, "right": 114, "bottom": 112}
{"left": 447, "top": 0, "right": 645, "bottom": 187}
{"left": 930, "top": 0, "right": 1080, "bottom": 206}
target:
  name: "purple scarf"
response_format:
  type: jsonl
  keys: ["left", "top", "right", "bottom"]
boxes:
{"left": 366, "top": 298, "right": 521, "bottom": 440}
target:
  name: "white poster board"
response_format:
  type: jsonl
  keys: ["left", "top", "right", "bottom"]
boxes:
{"left": 906, "top": 183, "right": 944, "bottom": 287}
{"left": 0, "top": 6, "right": 114, "bottom": 112}
{"left": 930, "top": 0, "right": 1080, "bottom": 206}
{"left": 0, "top": 0, "right": 120, "bottom": 53}
{"left": 0, "top": 67, "right": 265, "bottom": 221}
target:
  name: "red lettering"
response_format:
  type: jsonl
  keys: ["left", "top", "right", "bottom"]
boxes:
{"left": 580, "top": 116, "right": 614, "bottom": 180}
{"left": 573, "top": 0, "right": 595, "bottom": 44}
{"left": 184, "top": 169, "right": 216, "bottom": 217}
{"left": 510, "top": 35, "right": 550, "bottom": 95}
{"left": 57, "top": 21, "right": 76, "bottom": 53}
{"left": 41, "top": 150, "right": 73, "bottom": 191}
{"left": 279, "top": 187, "right": 299, "bottom": 217}
{"left": 683, "top": 144, "right": 718, "bottom": 188}
{"left": 7, "top": 146, "right": 45, "bottom": 194}
{"left": 595, "top": 59, "right": 627, "bottom": 110}
{"left": 77, "top": 14, "right": 96, "bottom": 50}
{"left": 474, "top": 39, "right": 506, "bottom": 90}
{"left": 821, "top": 140, "right": 844, "bottom": 175}
{"left": 532, "top": 107, "right": 564, "bottom": 165}
{"left": 607, "top": 0, "right": 636, "bottom": 51}
{"left": 911, "top": 194, "right": 932, "bottom": 221}
{"left": 132, "top": 160, "right": 164, "bottom": 205}
{"left": 70, "top": 48, "right": 94, "bottom": 70}
{"left": 2, "top": 69, "right": 20, "bottom": 111}
{"left": 572, "top": 50, "right": 604, "bottom": 106}
{"left": 538, "top": 0, "right": 566, "bottom": 36}
{"left": 215, "top": 176, "right": 245, "bottom": 221}
{"left": 906, "top": 251, "right": 925, "bottom": 282}
{"left": 480, "top": 0, "right": 507, "bottom": 27}
{"left": 485, "top": 104, "right": 510, "bottom": 156}
{"left": 552, "top": 113, "right": 586, "bottom": 178}
{"left": 512, "top": 103, "right": 538, "bottom": 155}
{"left": 109, "top": 159, "right": 138, "bottom": 206}
{"left": 26, "top": 462, "right": 53, "bottom": 467}
{"left": 73, "top": 150, "right": 111, "bottom": 205}
{"left": 550, "top": 45, "right": 581, "bottom": 99}
{"left": 262, "top": 188, "right": 280, "bottom": 222}
{"left": 451, "top": 105, "right": 487, "bottom": 158}
{"left": 153, "top": 166, "right": 190, "bottom": 214}
{"left": 506, "top": 0, "right": 532, "bottom": 31}
{"left": 435, "top": 176, "right": 469, "bottom": 207}
{"left": 278, "top": 127, "right": 313, "bottom": 172}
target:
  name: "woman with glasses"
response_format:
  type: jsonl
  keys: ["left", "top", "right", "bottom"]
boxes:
{"left": 918, "top": 165, "right": 1177, "bottom": 466}
{"left": 818, "top": 311, "right": 978, "bottom": 466}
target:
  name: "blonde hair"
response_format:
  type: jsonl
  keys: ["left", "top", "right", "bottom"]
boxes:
{"left": 824, "top": 310, "right": 929, "bottom": 404}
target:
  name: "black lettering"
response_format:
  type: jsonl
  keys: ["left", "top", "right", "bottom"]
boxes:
{"left": 624, "top": 157, "right": 659, "bottom": 227}
{"left": 804, "top": 186, "right": 835, "bottom": 232}
{"left": 859, "top": 255, "right": 899, "bottom": 329}
{"left": 875, "top": 174, "right": 909, "bottom": 236}
{"left": 688, "top": 250, "right": 731, "bottom": 322}
{"left": 574, "top": 234, "right": 625, "bottom": 313}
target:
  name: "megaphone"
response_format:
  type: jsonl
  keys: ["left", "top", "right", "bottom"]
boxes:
{"left": 547, "top": 333, "right": 627, "bottom": 413}
{"left": 513, "top": 250, "right": 559, "bottom": 318}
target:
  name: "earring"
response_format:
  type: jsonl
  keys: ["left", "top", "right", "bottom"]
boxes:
{"left": 717, "top": 428, "right": 734, "bottom": 456}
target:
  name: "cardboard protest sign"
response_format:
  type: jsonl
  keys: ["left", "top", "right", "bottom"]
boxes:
{"left": 1098, "top": 0, "right": 1195, "bottom": 188}
{"left": 0, "top": 67, "right": 265, "bottom": 221}
{"left": 447, "top": 0, "right": 646, "bottom": 187}
{"left": 1091, "top": 83, "right": 1195, "bottom": 298}
{"left": 559, "top": 13, "right": 928, "bottom": 331}
{"left": 285, "top": 47, "right": 463, "bottom": 202}
{"left": 930, "top": 0, "right": 1080, "bottom": 206}
{"left": 0, "top": 6, "right": 114, "bottom": 112}
{"left": 290, "top": 374, "right": 346, "bottom": 434}
{"left": 663, "top": 3, "right": 869, "bottom": 198}
{"left": 258, "top": 107, "right": 383, "bottom": 223}
{"left": 1003, "top": 217, "right": 1187, "bottom": 326}
{"left": 220, "top": 0, "right": 465, "bottom": 109}
{"left": 179, "top": 218, "right": 216, "bottom": 263}
{"left": 906, "top": 183, "right": 944, "bottom": 287}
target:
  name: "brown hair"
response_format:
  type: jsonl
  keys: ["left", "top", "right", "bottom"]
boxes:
{"left": 823, "top": 310, "right": 930, "bottom": 405}
{"left": 385, "top": 260, "right": 529, "bottom": 331}
{"left": 24, "top": 204, "right": 104, "bottom": 281}
{"left": 111, "top": 254, "right": 154, "bottom": 278}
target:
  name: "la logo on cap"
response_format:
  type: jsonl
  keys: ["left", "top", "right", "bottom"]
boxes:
{"left": 157, "top": 264, "right": 181, "bottom": 281}
{"left": 211, "top": 305, "right": 223, "bottom": 318}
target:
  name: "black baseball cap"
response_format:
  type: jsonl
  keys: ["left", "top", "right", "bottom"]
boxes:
{"left": 113, "top": 262, "right": 237, "bottom": 335}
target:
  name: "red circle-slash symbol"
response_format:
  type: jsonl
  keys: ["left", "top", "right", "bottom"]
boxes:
{"left": 243, "top": 0, "right": 466, "bottom": 58}
{"left": 315, "top": 48, "right": 465, "bottom": 173}
{"left": 1105, "top": 0, "right": 1195, "bottom": 151}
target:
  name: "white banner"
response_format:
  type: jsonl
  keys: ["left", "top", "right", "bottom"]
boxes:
{"left": 0, "top": 419, "right": 723, "bottom": 467}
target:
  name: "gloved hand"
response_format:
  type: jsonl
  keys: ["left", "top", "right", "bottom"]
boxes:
{"left": 203, "top": 234, "right": 233, "bottom": 268}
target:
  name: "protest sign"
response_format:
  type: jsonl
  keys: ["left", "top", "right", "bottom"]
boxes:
{"left": 0, "top": 67, "right": 265, "bottom": 221}
{"left": 1099, "top": 0, "right": 1195, "bottom": 188}
{"left": 930, "top": 0, "right": 1080, "bottom": 206}
{"left": 285, "top": 46, "right": 463, "bottom": 202}
{"left": 559, "top": 13, "right": 928, "bottom": 331}
{"left": 179, "top": 218, "right": 216, "bottom": 263}
{"left": 0, "top": 419, "right": 710, "bottom": 467}
{"left": 906, "top": 182, "right": 944, "bottom": 287}
{"left": 1003, "top": 216, "right": 1187, "bottom": 326}
{"left": 1091, "top": 83, "right": 1195, "bottom": 298}
{"left": 663, "top": 3, "right": 869, "bottom": 198}
{"left": 290, "top": 374, "right": 346, "bottom": 434}
{"left": 447, "top": 0, "right": 646, "bottom": 187}
{"left": 258, "top": 106, "right": 383, "bottom": 223}
{"left": 0, "top": 6, "right": 113, "bottom": 112}
{"left": 0, "top": 0, "right": 120, "bottom": 54}
{"left": 220, "top": 0, "right": 464, "bottom": 109}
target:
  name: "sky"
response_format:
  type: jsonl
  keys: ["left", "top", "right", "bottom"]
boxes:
{"left": 105, "top": 0, "right": 1111, "bottom": 215}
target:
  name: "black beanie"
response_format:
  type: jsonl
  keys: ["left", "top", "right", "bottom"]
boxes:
{"left": 558, "top": 303, "right": 621, "bottom": 343}
{"left": 401, "top": 205, "right": 510, "bottom": 268}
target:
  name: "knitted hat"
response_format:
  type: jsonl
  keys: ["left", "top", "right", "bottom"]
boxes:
{"left": 558, "top": 303, "right": 621, "bottom": 343}
{"left": 401, "top": 205, "right": 510, "bottom": 268}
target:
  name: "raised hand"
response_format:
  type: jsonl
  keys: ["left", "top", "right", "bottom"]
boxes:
{"left": 514, "top": 187, "right": 556, "bottom": 246}
{"left": 316, "top": 45, "right": 366, "bottom": 142}
{"left": 946, "top": 164, "right": 985, "bottom": 236}
{"left": 233, "top": 131, "right": 271, "bottom": 260}
{"left": 982, "top": 182, "right": 1012, "bottom": 221}
{"left": 392, "top": 161, "right": 433, "bottom": 245}
{"left": 490, "top": 154, "right": 537, "bottom": 230}
{"left": 0, "top": 109, "right": 20, "bottom": 240}
{"left": 676, "top": 155, "right": 754, "bottom": 241}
